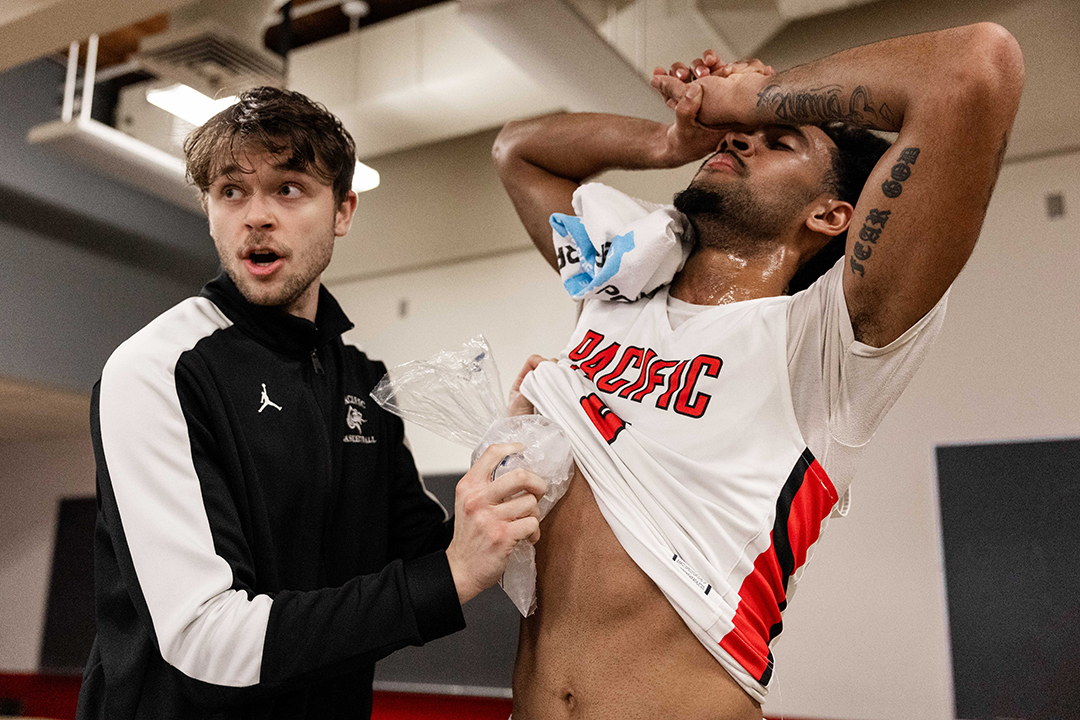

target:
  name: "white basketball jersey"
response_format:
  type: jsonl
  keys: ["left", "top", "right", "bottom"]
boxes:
{"left": 521, "top": 286, "right": 839, "bottom": 703}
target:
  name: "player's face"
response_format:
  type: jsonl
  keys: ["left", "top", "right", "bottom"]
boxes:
{"left": 205, "top": 150, "right": 356, "bottom": 321}
{"left": 676, "top": 125, "right": 836, "bottom": 247}
{"left": 694, "top": 125, "right": 834, "bottom": 196}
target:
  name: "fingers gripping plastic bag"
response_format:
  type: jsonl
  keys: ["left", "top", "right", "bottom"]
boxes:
{"left": 370, "top": 336, "right": 574, "bottom": 616}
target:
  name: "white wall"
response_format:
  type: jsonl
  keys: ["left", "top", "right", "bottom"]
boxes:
{"left": 325, "top": 127, "right": 540, "bottom": 285}
{"left": 333, "top": 250, "right": 578, "bottom": 472}
{"left": 0, "top": 431, "right": 95, "bottom": 672}
{"left": 0, "top": 55, "right": 209, "bottom": 673}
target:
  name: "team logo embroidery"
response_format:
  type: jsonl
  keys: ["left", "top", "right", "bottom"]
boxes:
{"left": 346, "top": 406, "right": 366, "bottom": 432}
{"left": 259, "top": 383, "right": 283, "bottom": 413}
{"left": 343, "top": 394, "right": 376, "bottom": 444}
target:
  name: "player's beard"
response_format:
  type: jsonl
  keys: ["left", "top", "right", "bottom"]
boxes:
{"left": 226, "top": 225, "right": 335, "bottom": 311}
{"left": 673, "top": 179, "right": 803, "bottom": 258}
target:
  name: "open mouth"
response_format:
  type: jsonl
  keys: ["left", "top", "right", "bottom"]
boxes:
{"left": 243, "top": 249, "right": 284, "bottom": 277}
{"left": 248, "top": 251, "right": 280, "bottom": 266}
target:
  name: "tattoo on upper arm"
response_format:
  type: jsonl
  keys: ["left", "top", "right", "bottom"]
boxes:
{"left": 880, "top": 147, "right": 920, "bottom": 198}
{"left": 756, "top": 84, "right": 896, "bottom": 128}
{"left": 849, "top": 208, "right": 891, "bottom": 277}
{"left": 849, "top": 145, "right": 920, "bottom": 278}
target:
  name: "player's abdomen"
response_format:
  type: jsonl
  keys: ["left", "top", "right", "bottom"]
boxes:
{"left": 512, "top": 465, "right": 762, "bottom": 720}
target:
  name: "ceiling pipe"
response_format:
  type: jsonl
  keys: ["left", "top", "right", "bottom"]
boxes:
{"left": 459, "top": 0, "right": 669, "bottom": 123}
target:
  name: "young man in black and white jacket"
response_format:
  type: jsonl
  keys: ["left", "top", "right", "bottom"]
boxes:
{"left": 77, "top": 87, "right": 547, "bottom": 720}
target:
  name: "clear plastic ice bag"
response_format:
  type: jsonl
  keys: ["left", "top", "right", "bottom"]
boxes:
{"left": 370, "top": 336, "right": 573, "bottom": 616}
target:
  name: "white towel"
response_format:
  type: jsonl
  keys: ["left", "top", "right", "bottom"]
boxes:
{"left": 550, "top": 183, "right": 690, "bottom": 302}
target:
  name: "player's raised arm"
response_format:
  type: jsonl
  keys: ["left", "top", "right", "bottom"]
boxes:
{"left": 654, "top": 23, "right": 1024, "bottom": 346}
{"left": 492, "top": 97, "right": 727, "bottom": 271}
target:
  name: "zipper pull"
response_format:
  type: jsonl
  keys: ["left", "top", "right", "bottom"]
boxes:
{"left": 311, "top": 348, "right": 324, "bottom": 374}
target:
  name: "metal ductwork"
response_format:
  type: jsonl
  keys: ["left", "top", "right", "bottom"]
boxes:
{"left": 26, "top": 0, "right": 290, "bottom": 213}
{"left": 133, "top": 0, "right": 285, "bottom": 98}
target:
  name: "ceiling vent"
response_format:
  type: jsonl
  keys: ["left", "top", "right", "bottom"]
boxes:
{"left": 135, "top": 21, "right": 285, "bottom": 98}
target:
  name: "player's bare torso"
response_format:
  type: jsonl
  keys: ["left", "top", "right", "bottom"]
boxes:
{"left": 512, "top": 466, "right": 762, "bottom": 720}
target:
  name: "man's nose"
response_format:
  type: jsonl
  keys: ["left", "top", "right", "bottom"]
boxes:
{"left": 243, "top": 192, "right": 275, "bottom": 229}
{"left": 718, "top": 132, "right": 754, "bottom": 156}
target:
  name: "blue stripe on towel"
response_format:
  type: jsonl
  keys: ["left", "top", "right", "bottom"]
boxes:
{"left": 589, "top": 230, "right": 634, "bottom": 289}
{"left": 564, "top": 272, "right": 592, "bottom": 297}
{"left": 551, "top": 213, "right": 599, "bottom": 298}
{"left": 549, "top": 216, "right": 637, "bottom": 299}
{"left": 550, "top": 214, "right": 596, "bottom": 267}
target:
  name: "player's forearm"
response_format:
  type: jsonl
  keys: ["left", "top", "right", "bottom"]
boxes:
{"left": 718, "top": 23, "right": 1023, "bottom": 134}
{"left": 493, "top": 112, "right": 677, "bottom": 269}
{"left": 493, "top": 112, "right": 675, "bottom": 183}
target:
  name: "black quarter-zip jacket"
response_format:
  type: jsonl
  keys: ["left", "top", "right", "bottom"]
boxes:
{"left": 78, "top": 273, "right": 464, "bottom": 720}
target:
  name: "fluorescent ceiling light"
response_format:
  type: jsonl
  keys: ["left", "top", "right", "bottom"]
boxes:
{"left": 353, "top": 161, "right": 380, "bottom": 192}
{"left": 146, "top": 84, "right": 238, "bottom": 126}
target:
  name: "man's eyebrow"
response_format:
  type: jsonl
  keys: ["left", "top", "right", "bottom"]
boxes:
{"left": 213, "top": 164, "right": 245, "bottom": 182}
{"left": 773, "top": 124, "right": 809, "bottom": 141}
{"left": 211, "top": 162, "right": 308, "bottom": 183}
{"left": 273, "top": 162, "right": 325, "bottom": 181}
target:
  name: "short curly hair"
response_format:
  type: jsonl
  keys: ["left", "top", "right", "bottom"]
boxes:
{"left": 787, "top": 122, "right": 892, "bottom": 294}
{"left": 184, "top": 86, "right": 357, "bottom": 206}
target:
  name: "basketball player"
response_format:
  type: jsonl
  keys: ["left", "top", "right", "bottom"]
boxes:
{"left": 494, "top": 23, "right": 1024, "bottom": 719}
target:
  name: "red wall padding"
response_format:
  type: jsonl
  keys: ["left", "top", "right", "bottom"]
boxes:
{"left": 373, "top": 691, "right": 512, "bottom": 719}
{"left": 0, "top": 673, "right": 81, "bottom": 719}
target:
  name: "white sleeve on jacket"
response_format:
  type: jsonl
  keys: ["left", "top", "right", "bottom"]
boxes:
{"left": 99, "top": 296, "right": 272, "bottom": 688}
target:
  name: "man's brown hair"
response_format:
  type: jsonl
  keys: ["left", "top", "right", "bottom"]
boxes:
{"left": 184, "top": 86, "right": 357, "bottom": 206}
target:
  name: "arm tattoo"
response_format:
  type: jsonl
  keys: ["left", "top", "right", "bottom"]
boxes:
{"left": 880, "top": 147, "right": 919, "bottom": 198}
{"left": 849, "top": 145, "right": 920, "bottom": 278}
{"left": 849, "top": 208, "right": 891, "bottom": 277}
{"left": 756, "top": 83, "right": 895, "bottom": 128}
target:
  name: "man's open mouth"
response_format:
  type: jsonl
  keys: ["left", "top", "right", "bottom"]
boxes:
{"left": 248, "top": 251, "right": 280, "bottom": 266}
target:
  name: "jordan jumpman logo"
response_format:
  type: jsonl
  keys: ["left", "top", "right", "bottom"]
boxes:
{"left": 259, "top": 383, "right": 283, "bottom": 413}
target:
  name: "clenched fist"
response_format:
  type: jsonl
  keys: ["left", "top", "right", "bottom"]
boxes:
{"left": 446, "top": 442, "right": 548, "bottom": 605}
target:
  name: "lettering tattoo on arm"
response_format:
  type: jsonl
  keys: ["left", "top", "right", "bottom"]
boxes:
{"left": 849, "top": 208, "right": 890, "bottom": 278}
{"left": 849, "top": 145, "right": 920, "bottom": 278}
{"left": 756, "top": 83, "right": 896, "bottom": 128}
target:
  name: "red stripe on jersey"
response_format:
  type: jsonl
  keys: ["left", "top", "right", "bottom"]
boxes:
{"left": 787, "top": 458, "right": 836, "bottom": 569}
{"left": 719, "top": 539, "right": 786, "bottom": 681}
{"left": 719, "top": 450, "right": 838, "bottom": 685}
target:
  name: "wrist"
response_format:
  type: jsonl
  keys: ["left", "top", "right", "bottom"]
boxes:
{"left": 750, "top": 72, "right": 789, "bottom": 127}
{"left": 445, "top": 546, "right": 479, "bottom": 606}
{"left": 697, "top": 72, "right": 772, "bottom": 128}
{"left": 650, "top": 123, "right": 685, "bottom": 169}
{"left": 748, "top": 72, "right": 774, "bottom": 126}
